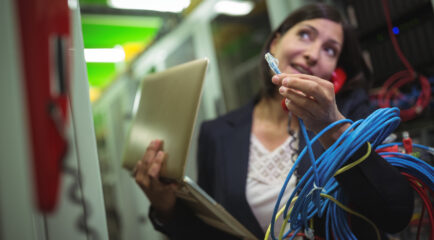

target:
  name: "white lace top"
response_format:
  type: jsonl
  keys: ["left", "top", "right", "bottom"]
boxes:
{"left": 246, "top": 133, "right": 299, "bottom": 236}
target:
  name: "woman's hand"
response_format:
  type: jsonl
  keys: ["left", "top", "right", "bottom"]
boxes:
{"left": 272, "top": 74, "right": 349, "bottom": 147}
{"left": 134, "top": 139, "right": 179, "bottom": 222}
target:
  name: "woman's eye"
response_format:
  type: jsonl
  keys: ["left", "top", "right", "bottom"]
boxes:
{"left": 299, "top": 31, "right": 310, "bottom": 40}
{"left": 325, "top": 47, "right": 336, "bottom": 57}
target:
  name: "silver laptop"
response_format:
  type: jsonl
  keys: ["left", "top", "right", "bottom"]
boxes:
{"left": 122, "top": 59, "right": 257, "bottom": 240}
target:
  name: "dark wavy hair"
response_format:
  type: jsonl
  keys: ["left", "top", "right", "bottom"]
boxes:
{"left": 260, "top": 3, "right": 371, "bottom": 99}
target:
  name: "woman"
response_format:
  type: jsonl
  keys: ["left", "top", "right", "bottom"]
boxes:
{"left": 134, "top": 3, "right": 414, "bottom": 239}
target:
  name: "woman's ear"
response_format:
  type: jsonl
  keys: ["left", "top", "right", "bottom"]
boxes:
{"left": 269, "top": 33, "right": 281, "bottom": 55}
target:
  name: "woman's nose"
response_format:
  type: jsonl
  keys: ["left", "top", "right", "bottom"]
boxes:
{"left": 303, "top": 42, "right": 321, "bottom": 66}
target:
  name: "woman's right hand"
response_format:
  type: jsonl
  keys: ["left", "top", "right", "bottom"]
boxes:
{"left": 272, "top": 73, "right": 349, "bottom": 148}
{"left": 134, "top": 139, "right": 179, "bottom": 222}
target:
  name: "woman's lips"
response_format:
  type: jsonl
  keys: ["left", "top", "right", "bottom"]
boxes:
{"left": 291, "top": 64, "right": 313, "bottom": 75}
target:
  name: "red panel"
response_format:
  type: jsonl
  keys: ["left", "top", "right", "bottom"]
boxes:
{"left": 15, "top": 0, "right": 71, "bottom": 212}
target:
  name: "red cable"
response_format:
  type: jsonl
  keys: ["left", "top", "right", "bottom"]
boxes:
{"left": 378, "top": 0, "right": 431, "bottom": 121}
{"left": 381, "top": 0, "right": 414, "bottom": 74}
{"left": 412, "top": 183, "right": 432, "bottom": 240}
{"left": 416, "top": 204, "right": 425, "bottom": 240}
{"left": 378, "top": 70, "right": 431, "bottom": 121}
{"left": 401, "top": 172, "right": 434, "bottom": 240}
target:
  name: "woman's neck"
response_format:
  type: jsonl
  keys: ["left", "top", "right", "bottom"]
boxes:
{"left": 252, "top": 96, "right": 292, "bottom": 151}
{"left": 253, "top": 96, "right": 299, "bottom": 135}
{"left": 255, "top": 96, "right": 288, "bottom": 124}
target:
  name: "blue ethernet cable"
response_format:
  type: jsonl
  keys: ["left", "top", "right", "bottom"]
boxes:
{"left": 264, "top": 52, "right": 434, "bottom": 240}
{"left": 276, "top": 106, "right": 433, "bottom": 240}
{"left": 265, "top": 52, "right": 342, "bottom": 239}
{"left": 265, "top": 52, "right": 281, "bottom": 75}
{"left": 280, "top": 108, "right": 402, "bottom": 240}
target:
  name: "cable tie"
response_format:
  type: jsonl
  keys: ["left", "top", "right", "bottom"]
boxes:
{"left": 382, "top": 133, "right": 397, "bottom": 143}
{"left": 304, "top": 227, "right": 315, "bottom": 240}
{"left": 308, "top": 183, "right": 325, "bottom": 196}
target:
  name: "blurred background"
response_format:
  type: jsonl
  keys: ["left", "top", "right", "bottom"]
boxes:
{"left": 84, "top": 0, "right": 434, "bottom": 239}
{"left": 1, "top": 0, "right": 433, "bottom": 239}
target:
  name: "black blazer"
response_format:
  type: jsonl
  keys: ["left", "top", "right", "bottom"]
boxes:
{"left": 151, "top": 89, "right": 414, "bottom": 239}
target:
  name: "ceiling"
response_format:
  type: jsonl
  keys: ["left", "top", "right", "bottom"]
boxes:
{"left": 79, "top": 0, "right": 194, "bottom": 100}
{"left": 78, "top": 0, "right": 263, "bottom": 102}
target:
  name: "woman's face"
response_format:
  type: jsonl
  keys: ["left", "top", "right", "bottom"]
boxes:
{"left": 270, "top": 18, "right": 344, "bottom": 80}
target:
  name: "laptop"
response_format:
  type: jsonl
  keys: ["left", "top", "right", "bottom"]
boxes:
{"left": 122, "top": 59, "right": 257, "bottom": 240}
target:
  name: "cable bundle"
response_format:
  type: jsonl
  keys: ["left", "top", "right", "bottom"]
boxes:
{"left": 376, "top": 143, "right": 434, "bottom": 240}
{"left": 377, "top": 143, "right": 434, "bottom": 190}
{"left": 377, "top": 70, "right": 431, "bottom": 122}
{"left": 377, "top": 0, "right": 431, "bottom": 121}
{"left": 266, "top": 107, "right": 434, "bottom": 240}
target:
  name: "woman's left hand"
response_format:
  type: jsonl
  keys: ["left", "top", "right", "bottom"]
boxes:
{"left": 272, "top": 73, "right": 346, "bottom": 134}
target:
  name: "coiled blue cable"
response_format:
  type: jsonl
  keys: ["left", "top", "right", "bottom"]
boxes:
{"left": 263, "top": 53, "right": 433, "bottom": 240}
{"left": 270, "top": 107, "right": 406, "bottom": 240}
{"left": 269, "top": 107, "right": 434, "bottom": 240}
{"left": 376, "top": 142, "right": 434, "bottom": 189}
{"left": 379, "top": 152, "right": 434, "bottom": 189}
{"left": 269, "top": 118, "right": 353, "bottom": 239}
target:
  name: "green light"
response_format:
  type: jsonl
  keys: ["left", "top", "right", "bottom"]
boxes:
{"left": 81, "top": 14, "right": 162, "bottom": 88}
{"left": 86, "top": 62, "right": 116, "bottom": 88}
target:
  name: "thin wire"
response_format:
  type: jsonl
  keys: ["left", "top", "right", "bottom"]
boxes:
{"left": 276, "top": 193, "right": 380, "bottom": 240}
{"left": 381, "top": 0, "right": 414, "bottom": 74}
{"left": 264, "top": 143, "right": 374, "bottom": 240}
{"left": 334, "top": 142, "right": 371, "bottom": 176}
{"left": 416, "top": 200, "right": 425, "bottom": 240}
{"left": 320, "top": 194, "right": 380, "bottom": 240}
{"left": 270, "top": 108, "right": 405, "bottom": 240}
{"left": 401, "top": 172, "right": 434, "bottom": 240}
{"left": 299, "top": 119, "right": 322, "bottom": 212}
{"left": 265, "top": 197, "right": 298, "bottom": 240}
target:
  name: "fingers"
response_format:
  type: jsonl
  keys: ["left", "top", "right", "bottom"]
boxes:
{"left": 135, "top": 150, "right": 169, "bottom": 197}
{"left": 273, "top": 74, "right": 344, "bottom": 133}
{"left": 148, "top": 151, "right": 165, "bottom": 179}
{"left": 143, "top": 140, "right": 163, "bottom": 166}
{"left": 135, "top": 160, "right": 150, "bottom": 189}
{"left": 134, "top": 140, "right": 178, "bottom": 213}
{"left": 272, "top": 73, "right": 314, "bottom": 86}
{"left": 271, "top": 74, "right": 286, "bottom": 85}
{"left": 147, "top": 151, "right": 179, "bottom": 195}
{"left": 135, "top": 140, "right": 164, "bottom": 190}
{"left": 272, "top": 74, "right": 334, "bottom": 100}
{"left": 281, "top": 89, "right": 319, "bottom": 120}
{"left": 280, "top": 76, "right": 334, "bottom": 104}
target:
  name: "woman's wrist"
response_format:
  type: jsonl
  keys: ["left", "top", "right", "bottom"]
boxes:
{"left": 318, "top": 121, "right": 350, "bottom": 149}
{"left": 152, "top": 203, "right": 176, "bottom": 224}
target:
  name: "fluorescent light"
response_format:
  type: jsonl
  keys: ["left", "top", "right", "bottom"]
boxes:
{"left": 82, "top": 15, "right": 163, "bottom": 28}
{"left": 109, "top": 0, "right": 190, "bottom": 13}
{"left": 214, "top": 0, "right": 254, "bottom": 16}
{"left": 84, "top": 47, "right": 125, "bottom": 63}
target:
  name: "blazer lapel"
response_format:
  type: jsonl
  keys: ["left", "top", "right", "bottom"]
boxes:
{"left": 221, "top": 101, "right": 264, "bottom": 237}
